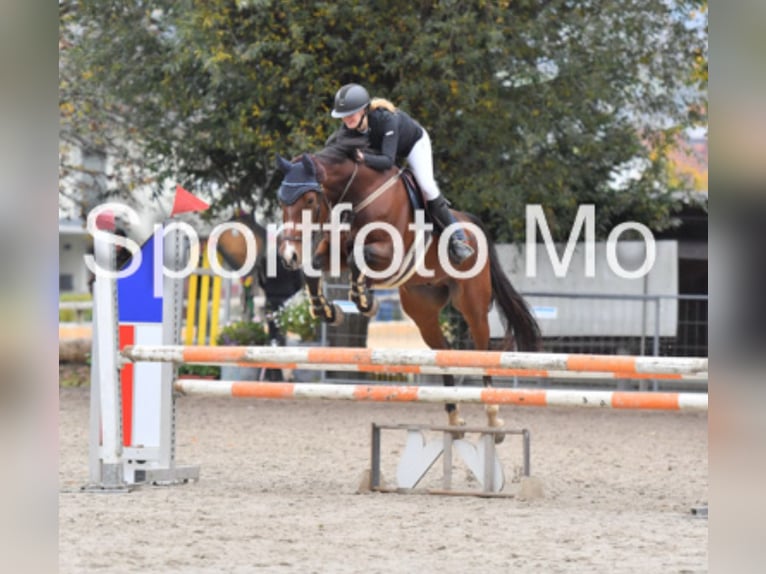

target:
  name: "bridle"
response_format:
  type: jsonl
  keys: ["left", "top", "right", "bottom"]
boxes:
{"left": 279, "top": 153, "right": 401, "bottom": 247}
{"left": 279, "top": 187, "right": 332, "bottom": 256}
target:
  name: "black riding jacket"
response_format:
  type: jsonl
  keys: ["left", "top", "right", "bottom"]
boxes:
{"left": 328, "top": 107, "right": 424, "bottom": 172}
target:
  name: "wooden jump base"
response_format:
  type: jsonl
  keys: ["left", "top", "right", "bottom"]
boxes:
{"left": 173, "top": 379, "right": 708, "bottom": 412}
{"left": 124, "top": 345, "right": 708, "bottom": 378}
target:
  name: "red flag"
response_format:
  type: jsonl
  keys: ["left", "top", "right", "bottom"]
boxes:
{"left": 95, "top": 211, "right": 116, "bottom": 231}
{"left": 171, "top": 185, "right": 209, "bottom": 215}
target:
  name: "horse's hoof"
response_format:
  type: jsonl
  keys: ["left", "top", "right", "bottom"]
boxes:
{"left": 488, "top": 416, "right": 505, "bottom": 428}
{"left": 329, "top": 304, "right": 345, "bottom": 326}
{"left": 312, "top": 306, "right": 327, "bottom": 322}
{"left": 486, "top": 405, "right": 505, "bottom": 442}
{"left": 447, "top": 411, "right": 466, "bottom": 438}
{"left": 359, "top": 298, "right": 380, "bottom": 318}
{"left": 488, "top": 418, "right": 506, "bottom": 443}
{"left": 487, "top": 418, "right": 505, "bottom": 444}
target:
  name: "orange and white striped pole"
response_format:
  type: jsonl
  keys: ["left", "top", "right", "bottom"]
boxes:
{"left": 173, "top": 380, "right": 708, "bottom": 412}
{"left": 123, "top": 345, "right": 708, "bottom": 378}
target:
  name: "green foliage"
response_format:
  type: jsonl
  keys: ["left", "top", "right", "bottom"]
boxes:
{"left": 216, "top": 320, "right": 270, "bottom": 346}
{"left": 440, "top": 306, "right": 471, "bottom": 350}
{"left": 60, "top": 0, "right": 707, "bottom": 240}
{"left": 177, "top": 364, "right": 221, "bottom": 378}
{"left": 60, "top": 293, "right": 92, "bottom": 302}
{"left": 275, "top": 296, "right": 320, "bottom": 342}
{"left": 59, "top": 374, "right": 88, "bottom": 388}
{"left": 59, "top": 292, "right": 93, "bottom": 322}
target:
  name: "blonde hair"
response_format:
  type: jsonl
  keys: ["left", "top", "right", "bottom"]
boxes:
{"left": 369, "top": 97, "right": 397, "bottom": 112}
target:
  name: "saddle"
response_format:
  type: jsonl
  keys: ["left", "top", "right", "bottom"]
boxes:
{"left": 373, "top": 168, "right": 434, "bottom": 289}
{"left": 401, "top": 168, "right": 428, "bottom": 218}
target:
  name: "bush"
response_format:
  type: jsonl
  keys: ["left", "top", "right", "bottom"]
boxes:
{"left": 216, "top": 320, "right": 271, "bottom": 346}
{"left": 59, "top": 293, "right": 93, "bottom": 322}
{"left": 276, "top": 296, "right": 320, "bottom": 342}
{"left": 178, "top": 364, "right": 221, "bottom": 378}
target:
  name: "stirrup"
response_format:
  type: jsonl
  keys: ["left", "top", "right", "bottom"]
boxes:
{"left": 448, "top": 237, "right": 474, "bottom": 265}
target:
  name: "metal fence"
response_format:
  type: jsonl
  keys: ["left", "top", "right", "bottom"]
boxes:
{"left": 317, "top": 287, "right": 708, "bottom": 357}
{"left": 62, "top": 285, "right": 707, "bottom": 361}
{"left": 307, "top": 286, "right": 707, "bottom": 389}
{"left": 504, "top": 292, "right": 708, "bottom": 358}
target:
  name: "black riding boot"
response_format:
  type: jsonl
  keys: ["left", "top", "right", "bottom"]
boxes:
{"left": 426, "top": 196, "right": 475, "bottom": 265}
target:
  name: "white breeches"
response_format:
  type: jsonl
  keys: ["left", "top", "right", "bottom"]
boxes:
{"left": 406, "top": 130, "right": 441, "bottom": 201}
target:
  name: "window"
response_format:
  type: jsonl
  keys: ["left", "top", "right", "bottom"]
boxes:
{"left": 60, "top": 274, "right": 74, "bottom": 292}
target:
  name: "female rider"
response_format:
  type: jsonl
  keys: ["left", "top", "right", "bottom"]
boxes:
{"left": 327, "top": 83, "right": 474, "bottom": 265}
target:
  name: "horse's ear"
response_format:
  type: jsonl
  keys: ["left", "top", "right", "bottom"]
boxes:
{"left": 301, "top": 154, "right": 315, "bottom": 177}
{"left": 276, "top": 154, "right": 293, "bottom": 174}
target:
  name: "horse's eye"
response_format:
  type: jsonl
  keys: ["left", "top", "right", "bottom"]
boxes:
{"left": 305, "top": 197, "right": 315, "bottom": 206}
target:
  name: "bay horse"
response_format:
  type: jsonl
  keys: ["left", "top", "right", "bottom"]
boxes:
{"left": 216, "top": 210, "right": 305, "bottom": 321}
{"left": 275, "top": 135, "right": 541, "bottom": 430}
{"left": 215, "top": 211, "right": 270, "bottom": 321}
{"left": 216, "top": 212, "right": 304, "bottom": 383}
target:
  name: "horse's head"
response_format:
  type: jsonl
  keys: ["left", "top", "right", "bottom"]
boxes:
{"left": 276, "top": 154, "right": 327, "bottom": 270}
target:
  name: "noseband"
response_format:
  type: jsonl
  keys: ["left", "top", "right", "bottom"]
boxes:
{"left": 280, "top": 189, "right": 331, "bottom": 251}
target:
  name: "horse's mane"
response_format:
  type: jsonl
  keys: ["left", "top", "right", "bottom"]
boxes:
{"left": 315, "top": 129, "right": 368, "bottom": 164}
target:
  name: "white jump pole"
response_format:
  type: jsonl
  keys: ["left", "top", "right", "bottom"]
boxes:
{"left": 122, "top": 345, "right": 709, "bottom": 377}
{"left": 87, "top": 235, "right": 126, "bottom": 490}
{"left": 173, "top": 379, "right": 708, "bottom": 412}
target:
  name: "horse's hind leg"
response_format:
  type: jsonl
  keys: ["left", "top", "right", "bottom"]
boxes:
{"left": 399, "top": 286, "right": 465, "bottom": 429}
{"left": 451, "top": 278, "right": 505, "bottom": 436}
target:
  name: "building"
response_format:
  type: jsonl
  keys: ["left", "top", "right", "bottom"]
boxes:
{"left": 59, "top": 218, "right": 92, "bottom": 293}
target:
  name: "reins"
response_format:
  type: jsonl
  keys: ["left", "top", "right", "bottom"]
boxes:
{"left": 320, "top": 161, "right": 402, "bottom": 214}
{"left": 335, "top": 161, "right": 358, "bottom": 206}
{"left": 352, "top": 168, "right": 403, "bottom": 213}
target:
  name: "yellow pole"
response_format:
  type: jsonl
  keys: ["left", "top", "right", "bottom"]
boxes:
{"left": 209, "top": 253, "right": 222, "bottom": 346}
{"left": 197, "top": 248, "right": 211, "bottom": 345}
{"left": 184, "top": 272, "right": 199, "bottom": 345}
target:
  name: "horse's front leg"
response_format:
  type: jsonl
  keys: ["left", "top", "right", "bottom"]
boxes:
{"left": 347, "top": 242, "right": 393, "bottom": 317}
{"left": 304, "top": 239, "right": 344, "bottom": 325}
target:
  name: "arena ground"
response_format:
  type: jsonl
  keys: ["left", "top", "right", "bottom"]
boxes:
{"left": 59, "top": 383, "right": 707, "bottom": 573}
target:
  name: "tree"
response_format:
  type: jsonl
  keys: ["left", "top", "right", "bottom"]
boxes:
{"left": 60, "top": 0, "right": 707, "bottom": 240}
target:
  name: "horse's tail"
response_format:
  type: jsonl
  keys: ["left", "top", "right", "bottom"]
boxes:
{"left": 465, "top": 214, "right": 542, "bottom": 352}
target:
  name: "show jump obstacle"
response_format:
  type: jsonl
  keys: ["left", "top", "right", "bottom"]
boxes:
{"left": 87, "top": 219, "right": 708, "bottom": 492}
{"left": 87, "top": 225, "right": 202, "bottom": 490}
{"left": 170, "top": 380, "right": 707, "bottom": 411}
{"left": 123, "top": 344, "right": 709, "bottom": 383}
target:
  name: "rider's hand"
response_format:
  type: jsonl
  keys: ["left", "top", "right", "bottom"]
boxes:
{"left": 356, "top": 149, "right": 365, "bottom": 163}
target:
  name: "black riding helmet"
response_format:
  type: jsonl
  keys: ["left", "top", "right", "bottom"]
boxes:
{"left": 331, "top": 83, "right": 370, "bottom": 118}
